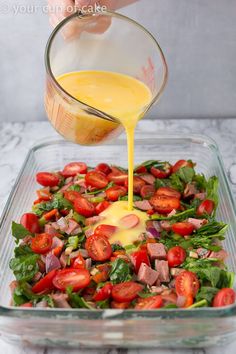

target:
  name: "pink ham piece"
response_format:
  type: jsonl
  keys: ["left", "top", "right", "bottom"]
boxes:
{"left": 59, "top": 182, "right": 74, "bottom": 193}
{"left": 160, "top": 220, "right": 172, "bottom": 232}
{"left": 137, "top": 263, "right": 159, "bottom": 286}
{"left": 45, "top": 224, "right": 59, "bottom": 236}
{"left": 140, "top": 174, "right": 155, "bottom": 185}
{"left": 183, "top": 183, "right": 198, "bottom": 199}
{"left": 51, "top": 294, "right": 71, "bottom": 308}
{"left": 45, "top": 253, "right": 61, "bottom": 273}
{"left": 66, "top": 219, "right": 81, "bottom": 235}
{"left": 134, "top": 200, "right": 152, "bottom": 211}
{"left": 85, "top": 228, "right": 94, "bottom": 238}
{"left": 196, "top": 248, "right": 211, "bottom": 258}
{"left": 120, "top": 214, "right": 140, "bottom": 229}
{"left": 195, "top": 192, "right": 207, "bottom": 201}
{"left": 150, "top": 286, "right": 164, "bottom": 294}
{"left": 155, "top": 260, "right": 170, "bottom": 283}
{"left": 9, "top": 280, "right": 18, "bottom": 295}
{"left": 209, "top": 249, "right": 228, "bottom": 262}
{"left": 85, "top": 216, "right": 104, "bottom": 226}
{"left": 170, "top": 268, "right": 185, "bottom": 277}
{"left": 147, "top": 243, "right": 167, "bottom": 260}
{"left": 188, "top": 218, "right": 207, "bottom": 230}
{"left": 56, "top": 217, "right": 68, "bottom": 232}
{"left": 167, "top": 209, "right": 177, "bottom": 217}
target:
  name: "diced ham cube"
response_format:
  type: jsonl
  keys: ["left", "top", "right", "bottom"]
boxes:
{"left": 134, "top": 200, "right": 152, "bottom": 211}
{"left": 85, "top": 216, "right": 104, "bottom": 226}
{"left": 155, "top": 260, "right": 170, "bottom": 283}
{"left": 51, "top": 294, "right": 71, "bottom": 308}
{"left": 209, "top": 249, "right": 228, "bottom": 262}
{"left": 137, "top": 263, "right": 159, "bottom": 286}
{"left": 183, "top": 183, "right": 198, "bottom": 199}
{"left": 147, "top": 243, "right": 167, "bottom": 260}
{"left": 160, "top": 220, "right": 172, "bottom": 232}
{"left": 140, "top": 174, "right": 155, "bottom": 185}
{"left": 195, "top": 192, "right": 206, "bottom": 201}
{"left": 45, "top": 224, "right": 59, "bottom": 236}
{"left": 188, "top": 218, "right": 207, "bottom": 230}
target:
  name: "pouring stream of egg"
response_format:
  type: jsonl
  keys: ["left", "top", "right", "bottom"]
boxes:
{"left": 57, "top": 71, "right": 152, "bottom": 244}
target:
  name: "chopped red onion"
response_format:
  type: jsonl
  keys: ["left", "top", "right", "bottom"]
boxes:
{"left": 85, "top": 258, "right": 92, "bottom": 269}
{"left": 147, "top": 227, "right": 160, "bottom": 239}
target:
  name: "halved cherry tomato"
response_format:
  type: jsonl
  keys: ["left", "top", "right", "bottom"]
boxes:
{"left": 167, "top": 246, "right": 186, "bottom": 267}
{"left": 36, "top": 172, "right": 59, "bottom": 187}
{"left": 62, "top": 162, "right": 87, "bottom": 177}
{"left": 140, "top": 185, "right": 155, "bottom": 199}
{"left": 172, "top": 160, "right": 193, "bottom": 173}
{"left": 135, "top": 295, "right": 163, "bottom": 309}
{"left": 150, "top": 162, "right": 172, "bottom": 179}
{"left": 64, "top": 190, "right": 81, "bottom": 203}
{"left": 197, "top": 199, "right": 215, "bottom": 216}
{"left": 130, "top": 250, "right": 150, "bottom": 273}
{"left": 74, "top": 196, "right": 95, "bottom": 217}
{"left": 147, "top": 209, "right": 155, "bottom": 216}
{"left": 175, "top": 271, "right": 200, "bottom": 297}
{"left": 85, "top": 234, "right": 112, "bottom": 261}
{"left": 31, "top": 233, "right": 52, "bottom": 254}
{"left": 156, "top": 186, "right": 181, "bottom": 199}
{"left": 112, "top": 281, "right": 143, "bottom": 302}
{"left": 43, "top": 209, "right": 58, "bottom": 221}
{"left": 95, "top": 163, "right": 111, "bottom": 175}
{"left": 120, "top": 214, "right": 140, "bottom": 229}
{"left": 93, "top": 283, "right": 113, "bottom": 302}
{"left": 37, "top": 188, "right": 51, "bottom": 201}
{"left": 212, "top": 288, "right": 236, "bottom": 307}
{"left": 94, "top": 224, "right": 117, "bottom": 238}
{"left": 95, "top": 201, "right": 110, "bottom": 214}
{"left": 150, "top": 195, "right": 180, "bottom": 214}
{"left": 53, "top": 268, "right": 90, "bottom": 291}
{"left": 172, "top": 222, "right": 194, "bottom": 236}
{"left": 71, "top": 254, "right": 86, "bottom": 269}
{"left": 124, "top": 176, "right": 146, "bottom": 194}
{"left": 20, "top": 302, "right": 33, "bottom": 308}
{"left": 85, "top": 171, "right": 109, "bottom": 189}
{"left": 32, "top": 269, "right": 57, "bottom": 294}
{"left": 111, "top": 301, "right": 130, "bottom": 309}
{"left": 135, "top": 165, "right": 147, "bottom": 174}
{"left": 105, "top": 186, "right": 127, "bottom": 201}
{"left": 20, "top": 213, "right": 40, "bottom": 233}
{"left": 107, "top": 172, "right": 128, "bottom": 186}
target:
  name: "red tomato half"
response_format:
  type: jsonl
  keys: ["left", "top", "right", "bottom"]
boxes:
{"left": 20, "top": 302, "right": 33, "bottom": 308}
{"left": 94, "top": 224, "right": 117, "bottom": 238}
{"left": 74, "top": 196, "right": 95, "bottom": 217}
{"left": 135, "top": 295, "right": 163, "bottom": 309}
{"left": 156, "top": 187, "right": 181, "bottom": 199}
{"left": 20, "top": 213, "right": 40, "bottom": 233}
{"left": 32, "top": 269, "right": 57, "bottom": 294}
{"left": 175, "top": 271, "right": 200, "bottom": 297}
{"left": 112, "top": 281, "right": 143, "bottom": 303}
{"left": 197, "top": 199, "right": 215, "bottom": 216}
{"left": 31, "top": 233, "right": 52, "bottom": 254}
{"left": 150, "top": 195, "right": 180, "bottom": 214}
{"left": 111, "top": 301, "right": 130, "bottom": 309}
{"left": 213, "top": 288, "right": 236, "bottom": 307}
{"left": 105, "top": 186, "right": 127, "bottom": 201}
{"left": 135, "top": 165, "right": 147, "bottom": 174}
{"left": 130, "top": 250, "right": 150, "bottom": 273}
{"left": 124, "top": 176, "right": 146, "bottom": 194}
{"left": 172, "top": 222, "right": 194, "bottom": 236}
{"left": 85, "top": 234, "right": 112, "bottom": 261}
{"left": 62, "top": 162, "right": 87, "bottom": 177}
{"left": 140, "top": 185, "right": 155, "bottom": 199}
{"left": 53, "top": 268, "right": 90, "bottom": 292}
{"left": 85, "top": 171, "right": 109, "bottom": 189}
{"left": 167, "top": 246, "right": 186, "bottom": 267}
{"left": 71, "top": 254, "right": 86, "bottom": 269}
{"left": 36, "top": 172, "right": 59, "bottom": 187}
{"left": 150, "top": 162, "right": 172, "bottom": 179}
{"left": 95, "top": 201, "right": 110, "bottom": 214}
{"left": 93, "top": 283, "right": 113, "bottom": 302}
{"left": 107, "top": 172, "right": 128, "bottom": 186}
{"left": 64, "top": 190, "right": 81, "bottom": 203}
{"left": 172, "top": 160, "right": 193, "bottom": 173}
{"left": 95, "top": 163, "right": 111, "bottom": 175}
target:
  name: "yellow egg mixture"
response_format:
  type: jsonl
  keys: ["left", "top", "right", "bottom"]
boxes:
{"left": 57, "top": 71, "right": 152, "bottom": 245}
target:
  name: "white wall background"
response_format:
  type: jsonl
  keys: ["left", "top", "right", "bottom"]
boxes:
{"left": 0, "top": 0, "right": 236, "bottom": 122}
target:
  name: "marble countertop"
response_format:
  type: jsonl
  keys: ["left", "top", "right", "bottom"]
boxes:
{"left": 0, "top": 119, "right": 235, "bottom": 354}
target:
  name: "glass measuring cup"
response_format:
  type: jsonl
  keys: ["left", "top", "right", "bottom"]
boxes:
{"left": 45, "top": 10, "right": 168, "bottom": 145}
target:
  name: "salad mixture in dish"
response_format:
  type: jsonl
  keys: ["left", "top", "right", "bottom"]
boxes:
{"left": 9, "top": 159, "right": 235, "bottom": 310}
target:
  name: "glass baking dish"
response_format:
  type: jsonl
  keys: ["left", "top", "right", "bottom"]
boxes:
{"left": 0, "top": 134, "right": 236, "bottom": 349}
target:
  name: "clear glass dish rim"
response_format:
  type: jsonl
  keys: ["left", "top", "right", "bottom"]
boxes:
{"left": 0, "top": 133, "right": 236, "bottom": 320}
